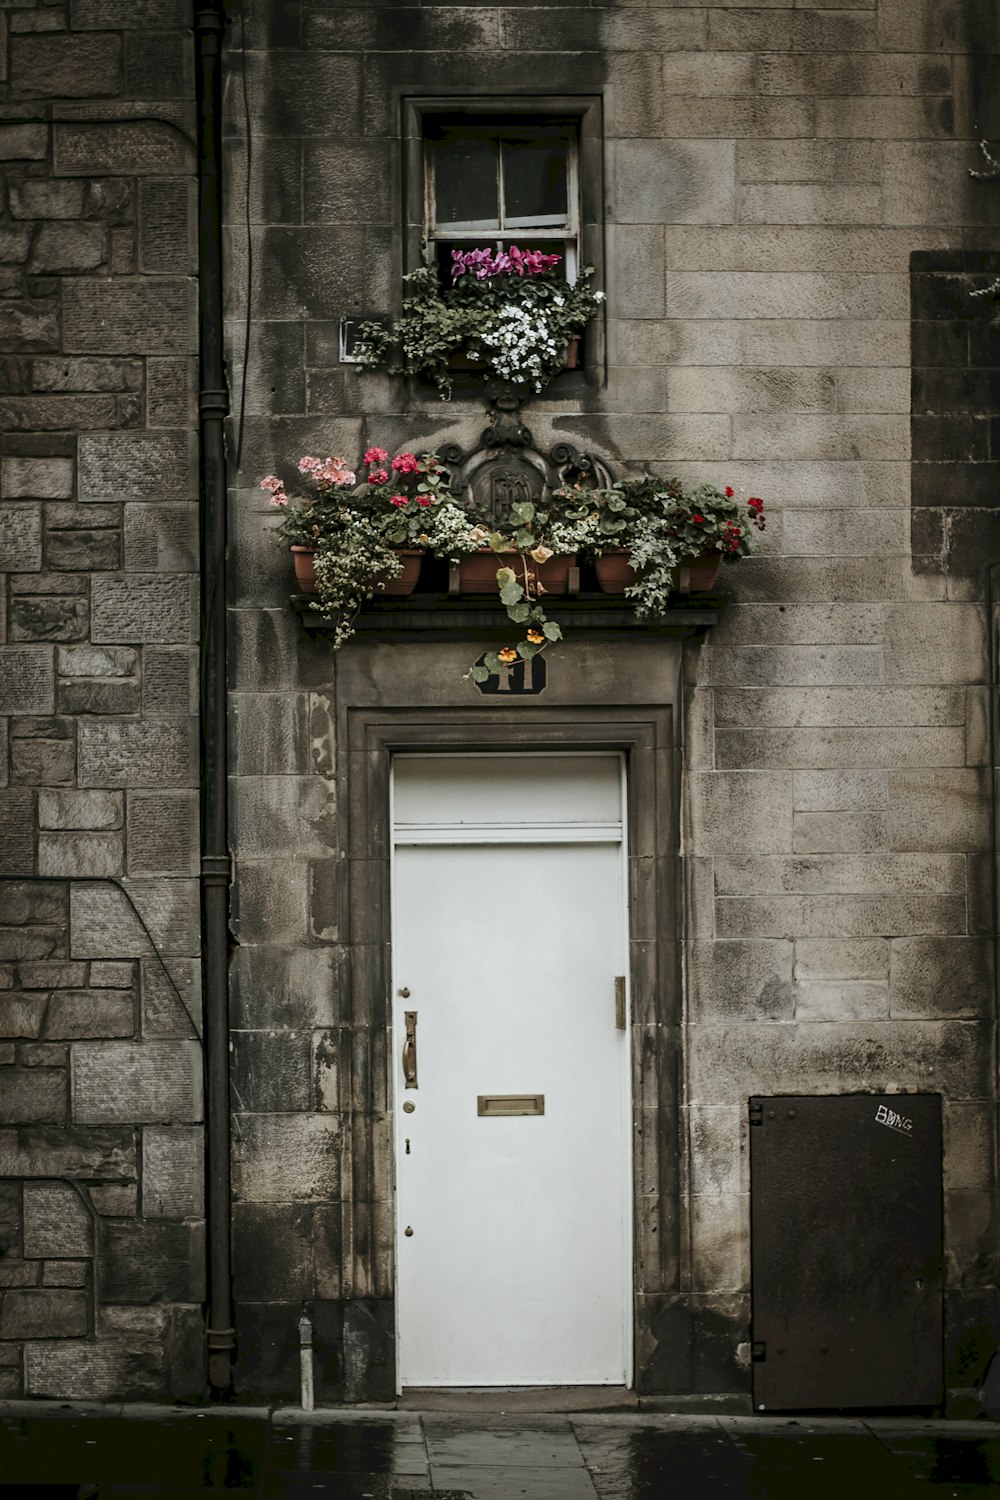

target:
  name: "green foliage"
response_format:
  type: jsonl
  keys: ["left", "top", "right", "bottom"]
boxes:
{"left": 355, "top": 257, "right": 605, "bottom": 399}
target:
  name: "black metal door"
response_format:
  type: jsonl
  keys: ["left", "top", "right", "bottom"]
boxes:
{"left": 750, "top": 1093, "right": 943, "bottom": 1411}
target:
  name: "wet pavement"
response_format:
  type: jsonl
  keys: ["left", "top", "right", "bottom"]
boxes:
{"left": 1, "top": 1403, "right": 999, "bottom": 1499}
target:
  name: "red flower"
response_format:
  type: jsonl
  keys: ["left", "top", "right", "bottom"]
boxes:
{"left": 748, "top": 497, "right": 763, "bottom": 511}
{"left": 392, "top": 452, "right": 420, "bottom": 474}
{"left": 692, "top": 514, "right": 704, "bottom": 523}
{"left": 389, "top": 494, "right": 409, "bottom": 507}
{"left": 363, "top": 447, "right": 389, "bottom": 466}
{"left": 724, "top": 486, "right": 734, "bottom": 498}
{"left": 367, "top": 468, "right": 389, "bottom": 485}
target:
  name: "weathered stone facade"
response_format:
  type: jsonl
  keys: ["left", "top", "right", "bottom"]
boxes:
{"left": 0, "top": 0, "right": 203, "bottom": 1399}
{"left": 1, "top": 0, "right": 999, "bottom": 1406}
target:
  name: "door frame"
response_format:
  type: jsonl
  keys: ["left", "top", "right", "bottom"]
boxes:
{"left": 337, "top": 706, "right": 682, "bottom": 1393}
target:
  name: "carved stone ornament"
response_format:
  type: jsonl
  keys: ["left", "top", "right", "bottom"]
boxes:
{"left": 439, "top": 398, "right": 617, "bottom": 526}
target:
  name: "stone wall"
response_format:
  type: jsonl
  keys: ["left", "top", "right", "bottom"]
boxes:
{"left": 227, "top": 0, "right": 1000, "bottom": 1404}
{"left": 0, "top": 0, "right": 203, "bottom": 1400}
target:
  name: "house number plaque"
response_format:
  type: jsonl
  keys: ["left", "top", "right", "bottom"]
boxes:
{"left": 473, "top": 653, "right": 547, "bottom": 696}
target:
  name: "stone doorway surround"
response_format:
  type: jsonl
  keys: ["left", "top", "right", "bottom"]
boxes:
{"left": 334, "top": 635, "right": 686, "bottom": 1394}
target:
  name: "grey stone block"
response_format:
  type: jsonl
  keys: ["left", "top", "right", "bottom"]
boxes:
{"left": 688, "top": 771, "right": 793, "bottom": 854}
{"left": 38, "top": 833, "right": 123, "bottom": 879}
{"left": 231, "top": 1029, "right": 312, "bottom": 1114}
{"left": 689, "top": 940, "right": 793, "bottom": 1023}
{"left": 230, "top": 776, "right": 336, "bottom": 860}
{"left": 232, "top": 1113, "right": 341, "bottom": 1203}
{"left": 1, "top": 457, "right": 73, "bottom": 500}
{"left": 87, "top": 1185, "right": 136, "bottom": 1216}
{"left": 64, "top": 279, "right": 196, "bottom": 355}
{"left": 0, "top": 788, "right": 35, "bottom": 875}
{"left": 9, "top": 179, "right": 85, "bottom": 218}
{"left": 716, "top": 727, "right": 966, "bottom": 770}
{"left": 123, "top": 503, "right": 197, "bottom": 572}
{"left": 229, "top": 944, "right": 341, "bottom": 1030}
{"left": 11, "top": 32, "right": 120, "bottom": 96}
{"left": 88, "top": 961, "right": 134, "bottom": 987}
{"left": 25, "top": 1339, "right": 162, "bottom": 1400}
{"left": 23, "top": 1181, "right": 93, "bottom": 1258}
{"left": 794, "top": 981, "right": 889, "bottom": 1022}
{"left": 91, "top": 575, "right": 195, "bottom": 644}
{"left": 890, "top": 937, "right": 994, "bottom": 1019}
{"left": 715, "top": 853, "right": 963, "bottom": 897}
{"left": 0, "top": 646, "right": 54, "bottom": 714}
{"left": 54, "top": 121, "right": 194, "bottom": 177}
{"left": 29, "top": 223, "right": 106, "bottom": 274}
{"left": 715, "top": 892, "right": 966, "bottom": 939}
{"left": 0, "top": 993, "right": 46, "bottom": 1037}
{"left": 230, "top": 860, "right": 310, "bottom": 946}
{"left": 0, "top": 504, "right": 42, "bottom": 570}
{"left": 232, "top": 1201, "right": 314, "bottom": 1301}
{"left": 42, "top": 1261, "right": 87, "bottom": 1288}
{"left": 884, "top": 604, "right": 988, "bottom": 686}
{"left": 17, "top": 962, "right": 89, "bottom": 990}
{"left": 0, "top": 1068, "right": 67, "bottom": 1124}
{"left": 0, "top": 123, "right": 48, "bottom": 160}
{"left": 707, "top": 8, "right": 875, "bottom": 50}
{"left": 793, "top": 770, "right": 888, "bottom": 812}
{"left": 889, "top": 768, "right": 991, "bottom": 852}
{"left": 142, "top": 646, "right": 197, "bottom": 713}
{"left": 713, "top": 686, "right": 963, "bottom": 728}
{"left": 146, "top": 358, "right": 196, "bottom": 428}
{"left": 612, "top": 140, "right": 735, "bottom": 226}
{"left": 98, "top": 1218, "right": 204, "bottom": 1303}
{"left": 57, "top": 679, "right": 140, "bottom": 715}
{"left": 0, "top": 1289, "right": 87, "bottom": 1339}
{"left": 702, "top": 645, "right": 883, "bottom": 688}
{"left": 126, "top": 791, "right": 198, "bottom": 875}
{"left": 142, "top": 1125, "right": 204, "bottom": 1218}
{"left": 38, "top": 790, "right": 122, "bottom": 832}
{"left": 0, "top": 300, "right": 59, "bottom": 352}
{"left": 70, "top": 880, "right": 200, "bottom": 959}
{"left": 72, "top": 1040, "right": 203, "bottom": 1124}
{"left": 666, "top": 272, "right": 904, "bottom": 321}
{"left": 78, "top": 716, "right": 195, "bottom": 787}
{"left": 793, "top": 811, "right": 889, "bottom": 853}
{"left": 45, "top": 989, "right": 135, "bottom": 1039}
{"left": 73, "top": 0, "right": 191, "bottom": 24}
{"left": 79, "top": 433, "right": 194, "bottom": 502}
{"left": 0, "top": 1126, "right": 135, "bottom": 1181}
{"left": 10, "top": 594, "right": 89, "bottom": 644}
{"left": 140, "top": 955, "right": 201, "bottom": 1038}
{"left": 230, "top": 692, "right": 310, "bottom": 776}
{"left": 32, "top": 357, "right": 142, "bottom": 393}
{"left": 138, "top": 178, "right": 196, "bottom": 274}
{"left": 57, "top": 645, "right": 136, "bottom": 679}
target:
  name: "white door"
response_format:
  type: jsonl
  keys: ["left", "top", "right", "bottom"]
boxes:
{"left": 391, "top": 754, "right": 631, "bottom": 1387}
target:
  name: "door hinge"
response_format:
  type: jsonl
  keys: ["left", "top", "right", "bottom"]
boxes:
{"left": 749, "top": 1099, "right": 763, "bottom": 1127}
{"left": 614, "top": 975, "right": 627, "bottom": 1030}
{"left": 751, "top": 1341, "right": 767, "bottom": 1363}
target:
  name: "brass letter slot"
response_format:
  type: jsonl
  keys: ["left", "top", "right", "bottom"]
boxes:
{"left": 477, "top": 1094, "right": 545, "bottom": 1117}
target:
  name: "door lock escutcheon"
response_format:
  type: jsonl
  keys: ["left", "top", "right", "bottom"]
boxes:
{"left": 402, "top": 1009, "right": 418, "bottom": 1089}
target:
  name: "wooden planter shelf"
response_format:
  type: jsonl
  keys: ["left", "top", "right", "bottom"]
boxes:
{"left": 289, "top": 588, "right": 726, "bottom": 643}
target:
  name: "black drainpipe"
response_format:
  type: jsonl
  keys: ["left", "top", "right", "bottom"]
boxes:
{"left": 194, "top": 0, "right": 235, "bottom": 1396}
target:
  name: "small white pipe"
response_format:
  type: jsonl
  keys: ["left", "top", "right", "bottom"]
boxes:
{"left": 298, "top": 1314, "right": 314, "bottom": 1411}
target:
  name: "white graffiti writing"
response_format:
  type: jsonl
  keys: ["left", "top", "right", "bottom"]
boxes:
{"left": 875, "top": 1103, "right": 913, "bottom": 1135}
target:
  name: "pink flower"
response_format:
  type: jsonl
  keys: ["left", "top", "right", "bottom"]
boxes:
{"left": 269, "top": 491, "right": 289, "bottom": 508}
{"left": 298, "top": 456, "right": 322, "bottom": 475}
{"left": 415, "top": 495, "right": 433, "bottom": 506}
{"left": 260, "top": 475, "right": 283, "bottom": 493}
{"left": 367, "top": 468, "right": 389, "bottom": 485}
{"left": 320, "top": 458, "right": 355, "bottom": 486}
{"left": 392, "top": 452, "right": 420, "bottom": 474}
{"left": 389, "top": 494, "right": 409, "bottom": 507}
{"left": 364, "top": 446, "right": 389, "bottom": 465}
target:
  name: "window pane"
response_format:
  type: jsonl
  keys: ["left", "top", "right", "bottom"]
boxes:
{"left": 433, "top": 139, "right": 499, "bottom": 229}
{"left": 502, "top": 140, "right": 568, "bottom": 227}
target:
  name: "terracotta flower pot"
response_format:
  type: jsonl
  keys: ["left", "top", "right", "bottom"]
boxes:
{"left": 374, "top": 547, "right": 423, "bottom": 596}
{"left": 459, "top": 551, "right": 577, "bottom": 595}
{"left": 594, "top": 550, "right": 636, "bottom": 592}
{"left": 291, "top": 545, "right": 317, "bottom": 592}
{"left": 594, "top": 550, "right": 723, "bottom": 595}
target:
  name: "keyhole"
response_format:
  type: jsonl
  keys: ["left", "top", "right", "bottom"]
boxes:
{"left": 405, "top": 1139, "right": 410, "bottom": 1155}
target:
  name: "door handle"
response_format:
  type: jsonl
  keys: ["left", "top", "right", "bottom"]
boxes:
{"left": 402, "top": 1010, "right": 418, "bottom": 1089}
